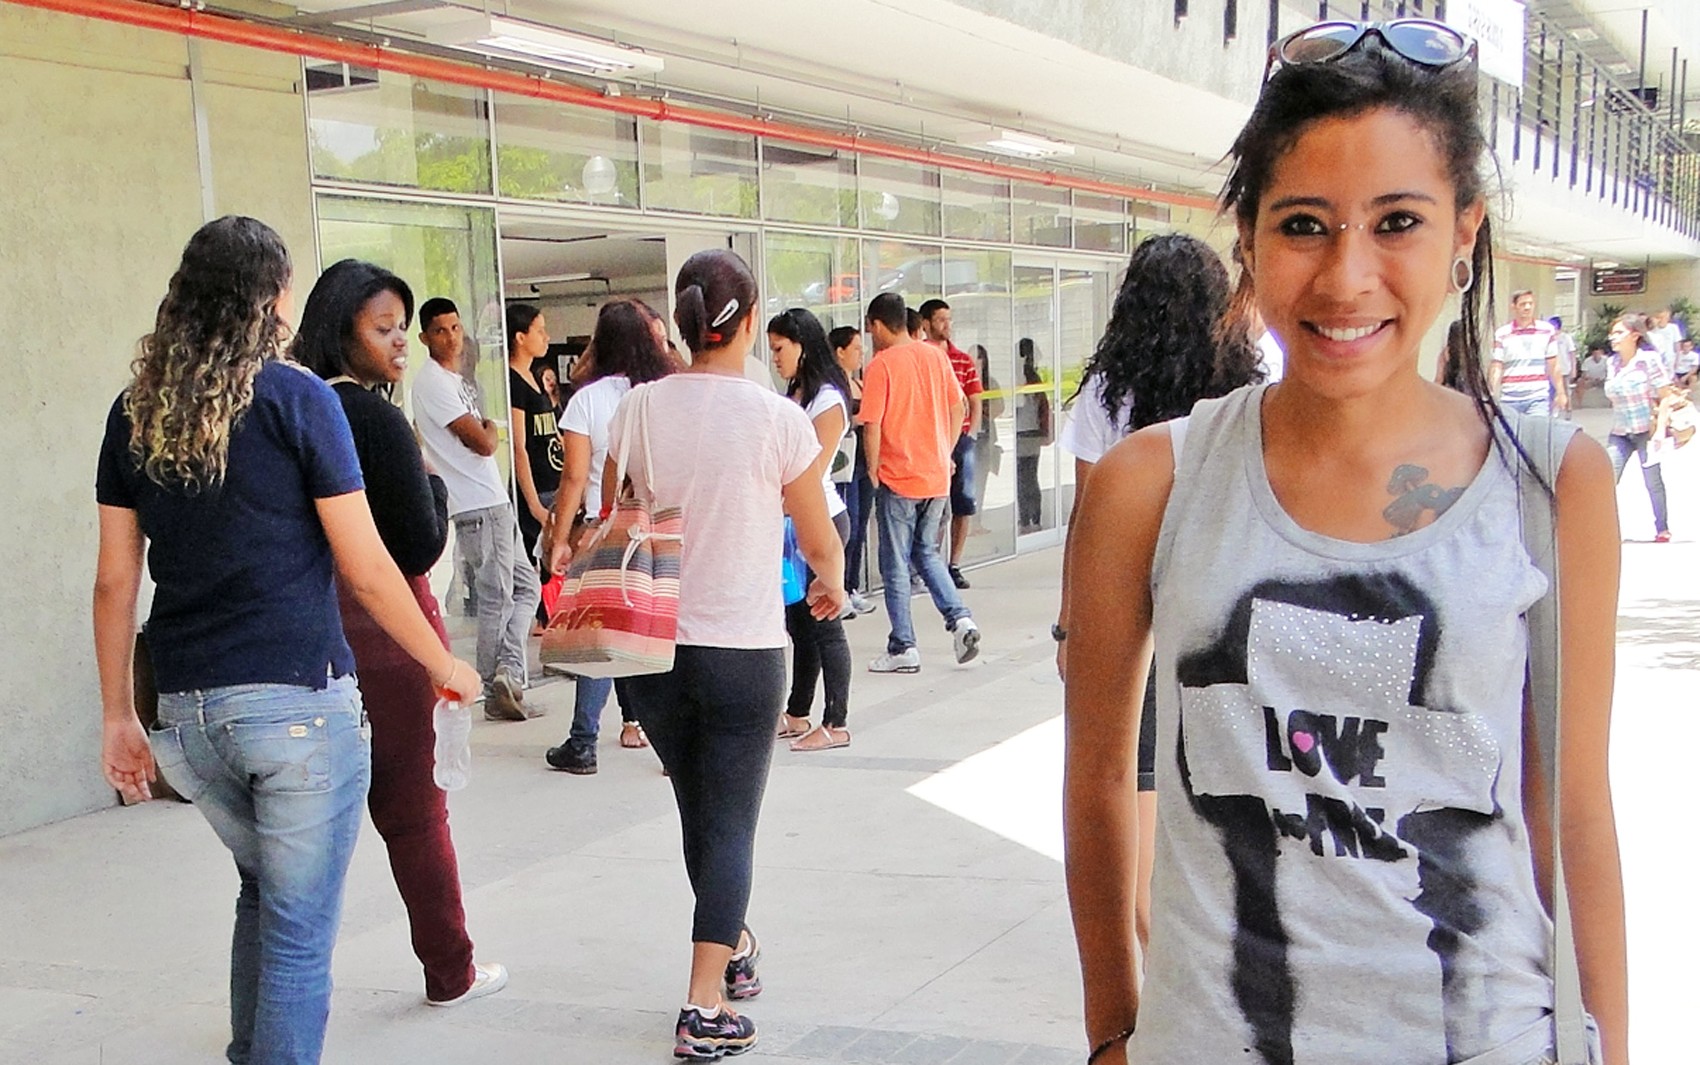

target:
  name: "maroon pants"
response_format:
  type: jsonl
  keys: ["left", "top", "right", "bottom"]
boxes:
{"left": 339, "top": 575, "right": 477, "bottom": 1002}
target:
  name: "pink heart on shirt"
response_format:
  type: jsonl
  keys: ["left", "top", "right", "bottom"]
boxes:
{"left": 1292, "top": 732, "right": 1316, "bottom": 755}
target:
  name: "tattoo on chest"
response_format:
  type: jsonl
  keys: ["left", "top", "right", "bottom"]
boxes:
{"left": 1382, "top": 464, "right": 1465, "bottom": 537}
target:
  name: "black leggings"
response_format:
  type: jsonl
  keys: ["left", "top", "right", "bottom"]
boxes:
{"left": 623, "top": 646, "right": 786, "bottom": 948}
{"left": 784, "top": 511, "right": 853, "bottom": 728}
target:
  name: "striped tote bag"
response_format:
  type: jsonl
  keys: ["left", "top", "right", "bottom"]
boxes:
{"left": 541, "top": 385, "right": 682, "bottom": 677}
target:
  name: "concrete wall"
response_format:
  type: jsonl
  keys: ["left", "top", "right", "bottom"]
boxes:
{"left": 0, "top": 7, "right": 314, "bottom": 835}
{"left": 948, "top": 0, "right": 1269, "bottom": 105}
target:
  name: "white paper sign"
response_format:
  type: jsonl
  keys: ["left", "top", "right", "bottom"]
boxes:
{"left": 1445, "top": 0, "right": 1527, "bottom": 87}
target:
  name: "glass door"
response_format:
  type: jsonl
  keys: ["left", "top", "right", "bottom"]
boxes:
{"left": 1012, "top": 262, "right": 1060, "bottom": 542}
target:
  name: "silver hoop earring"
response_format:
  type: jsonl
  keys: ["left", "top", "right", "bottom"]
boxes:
{"left": 1450, "top": 256, "right": 1474, "bottom": 294}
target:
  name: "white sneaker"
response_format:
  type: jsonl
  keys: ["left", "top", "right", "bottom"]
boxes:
{"left": 868, "top": 648, "right": 921, "bottom": 673}
{"left": 426, "top": 962, "right": 510, "bottom": 1007}
{"left": 849, "top": 591, "right": 876, "bottom": 616}
{"left": 951, "top": 618, "right": 981, "bottom": 665}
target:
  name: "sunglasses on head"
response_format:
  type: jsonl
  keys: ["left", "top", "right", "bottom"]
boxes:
{"left": 1266, "top": 19, "right": 1477, "bottom": 79}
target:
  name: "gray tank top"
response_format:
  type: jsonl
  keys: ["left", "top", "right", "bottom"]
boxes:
{"left": 1138, "top": 386, "right": 1557, "bottom": 1065}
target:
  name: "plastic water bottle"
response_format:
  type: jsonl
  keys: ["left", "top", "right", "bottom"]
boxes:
{"left": 432, "top": 698, "right": 472, "bottom": 791}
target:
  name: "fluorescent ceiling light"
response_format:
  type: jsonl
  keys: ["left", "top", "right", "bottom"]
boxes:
{"left": 959, "top": 128, "right": 1076, "bottom": 160}
{"left": 1594, "top": 261, "right": 1621, "bottom": 269}
{"left": 515, "top": 272, "right": 595, "bottom": 286}
{"left": 428, "top": 16, "right": 664, "bottom": 76}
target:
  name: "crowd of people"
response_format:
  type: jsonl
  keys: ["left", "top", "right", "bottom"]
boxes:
{"left": 89, "top": 17, "right": 1650, "bottom": 1065}
{"left": 91, "top": 209, "right": 990, "bottom": 1061}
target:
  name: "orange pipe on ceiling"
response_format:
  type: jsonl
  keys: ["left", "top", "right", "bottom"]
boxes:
{"left": 5, "top": 0, "right": 1223, "bottom": 213}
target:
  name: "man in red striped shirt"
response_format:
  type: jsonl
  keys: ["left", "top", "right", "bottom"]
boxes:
{"left": 920, "top": 299, "right": 984, "bottom": 590}
{"left": 1490, "top": 290, "right": 1568, "bottom": 417}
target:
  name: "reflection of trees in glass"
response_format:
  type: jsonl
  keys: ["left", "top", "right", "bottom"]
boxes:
{"left": 309, "top": 125, "right": 491, "bottom": 194}
{"left": 495, "top": 144, "right": 638, "bottom": 205}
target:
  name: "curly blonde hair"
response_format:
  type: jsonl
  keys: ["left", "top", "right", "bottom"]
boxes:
{"left": 126, "top": 217, "right": 293, "bottom": 491}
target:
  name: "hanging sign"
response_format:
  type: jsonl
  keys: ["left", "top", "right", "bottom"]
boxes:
{"left": 1591, "top": 268, "right": 1647, "bottom": 296}
{"left": 1443, "top": 0, "right": 1526, "bottom": 87}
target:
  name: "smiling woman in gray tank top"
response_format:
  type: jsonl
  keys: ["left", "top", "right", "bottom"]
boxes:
{"left": 1061, "top": 20, "right": 1628, "bottom": 1065}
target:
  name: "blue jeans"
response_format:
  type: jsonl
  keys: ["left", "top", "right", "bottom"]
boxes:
{"left": 875, "top": 486, "right": 970, "bottom": 654}
{"left": 149, "top": 677, "right": 371, "bottom": 1065}
{"left": 567, "top": 675, "right": 636, "bottom": 745}
{"left": 1502, "top": 394, "right": 1550, "bottom": 417}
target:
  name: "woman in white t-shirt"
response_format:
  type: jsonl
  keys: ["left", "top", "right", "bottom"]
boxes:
{"left": 1054, "top": 232, "right": 1261, "bottom": 955}
{"left": 542, "top": 299, "right": 674, "bottom": 773}
{"left": 601, "top": 250, "right": 847, "bottom": 1061}
{"left": 768, "top": 307, "right": 856, "bottom": 752}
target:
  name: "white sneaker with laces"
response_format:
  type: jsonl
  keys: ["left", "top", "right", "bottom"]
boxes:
{"left": 426, "top": 962, "right": 510, "bottom": 1007}
{"left": 849, "top": 591, "right": 876, "bottom": 615}
{"left": 951, "top": 618, "right": 981, "bottom": 665}
{"left": 868, "top": 648, "right": 921, "bottom": 673}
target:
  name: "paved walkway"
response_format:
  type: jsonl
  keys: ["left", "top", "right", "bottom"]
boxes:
{"left": 1, "top": 413, "right": 1693, "bottom": 1063}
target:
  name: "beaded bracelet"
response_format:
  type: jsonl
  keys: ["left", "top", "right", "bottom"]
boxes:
{"left": 1086, "top": 1023, "right": 1136, "bottom": 1065}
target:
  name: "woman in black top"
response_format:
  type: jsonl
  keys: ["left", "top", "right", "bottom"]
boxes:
{"left": 295, "top": 260, "right": 508, "bottom": 1008}
{"left": 506, "top": 303, "right": 560, "bottom": 566}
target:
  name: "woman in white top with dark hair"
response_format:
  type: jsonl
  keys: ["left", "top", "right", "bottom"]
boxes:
{"left": 581, "top": 249, "right": 847, "bottom": 1061}
{"left": 768, "top": 307, "right": 856, "bottom": 751}
{"left": 542, "top": 298, "right": 674, "bottom": 774}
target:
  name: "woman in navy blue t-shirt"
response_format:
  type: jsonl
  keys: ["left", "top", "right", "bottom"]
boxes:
{"left": 92, "top": 217, "right": 479, "bottom": 1065}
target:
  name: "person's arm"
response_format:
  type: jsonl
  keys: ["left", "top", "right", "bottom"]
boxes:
{"left": 861, "top": 423, "right": 882, "bottom": 489}
{"left": 1056, "top": 457, "right": 1096, "bottom": 679}
{"left": 1489, "top": 351, "right": 1505, "bottom": 395}
{"left": 509, "top": 407, "right": 551, "bottom": 526}
{"left": 1062, "top": 427, "right": 1175, "bottom": 1064}
{"left": 316, "top": 491, "right": 480, "bottom": 703}
{"left": 1540, "top": 433, "right": 1629, "bottom": 1064}
{"left": 93, "top": 504, "right": 153, "bottom": 804}
{"left": 446, "top": 412, "right": 499, "bottom": 457}
{"left": 781, "top": 468, "right": 847, "bottom": 621}
{"left": 1548, "top": 353, "right": 1570, "bottom": 411}
{"left": 545, "top": 430, "right": 592, "bottom": 575}
{"left": 859, "top": 361, "right": 888, "bottom": 488}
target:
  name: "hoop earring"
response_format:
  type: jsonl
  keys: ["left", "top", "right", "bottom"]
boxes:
{"left": 1450, "top": 256, "right": 1475, "bottom": 294}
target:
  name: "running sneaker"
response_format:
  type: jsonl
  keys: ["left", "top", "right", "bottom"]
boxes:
{"left": 544, "top": 739, "right": 597, "bottom": 775}
{"left": 724, "top": 927, "right": 762, "bottom": 1000}
{"left": 848, "top": 590, "right": 877, "bottom": 616}
{"left": 948, "top": 564, "right": 971, "bottom": 589}
{"left": 484, "top": 672, "right": 529, "bottom": 721}
{"left": 674, "top": 1005, "right": 757, "bottom": 1060}
{"left": 868, "top": 648, "right": 921, "bottom": 673}
{"left": 1655, "top": 531, "right": 1672, "bottom": 543}
{"left": 951, "top": 618, "right": 981, "bottom": 665}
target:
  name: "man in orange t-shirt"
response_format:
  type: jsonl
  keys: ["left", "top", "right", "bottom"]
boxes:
{"left": 859, "top": 293, "right": 980, "bottom": 672}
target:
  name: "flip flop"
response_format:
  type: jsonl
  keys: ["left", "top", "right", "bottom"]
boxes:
{"left": 619, "top": 721, "right": 649, "bottom": 749}
{"left": 790, "top": 725, "right": 851, "bottom": 752}
{"left": 776, "top": 715, "right": 811, "bottom": 740}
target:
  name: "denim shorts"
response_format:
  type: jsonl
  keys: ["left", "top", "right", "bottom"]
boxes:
{"left": 949, "top": 433, "right": 978, "bottom": 516}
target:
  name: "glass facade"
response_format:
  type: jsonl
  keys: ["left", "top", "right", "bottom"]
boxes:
{"left": 641, "top": 124, "right": 759, "bottom": 217}
{"left": 493, "top": 94, "right": 639, "bottom": 207}
{"left": 306, "top": 71, "right": 1153, "bottom": 568}
{"left": 306, "top": 65, "right": 491, "bottom": 194}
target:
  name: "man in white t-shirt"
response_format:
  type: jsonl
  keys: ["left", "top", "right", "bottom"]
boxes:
{"left": 1490, "top": 290, "right": 1567, "bottom": 417}
{"left": 1648, "top": 307, "right": 1685, "bottom": 376}
{"left": 412, "top": 297, "right": 539, "bottom": 721}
